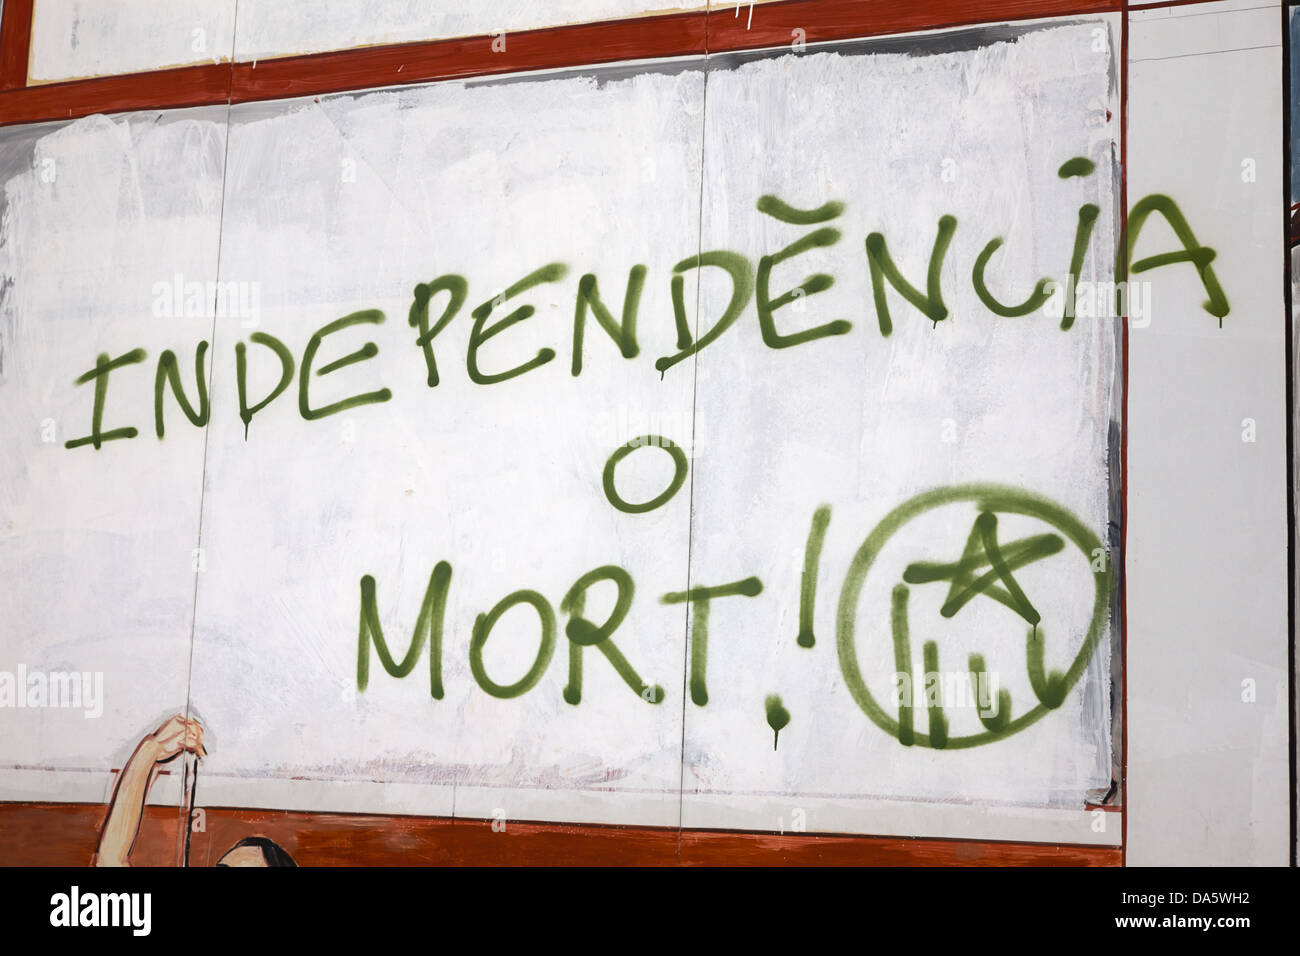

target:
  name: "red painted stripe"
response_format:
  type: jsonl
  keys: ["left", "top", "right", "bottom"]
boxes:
{"left": 709, "top": 0, "right": 1122, "bottom": 53}
{"left": 1119, "top": 1, "right": 1130, "bottom": 866}
{"left": 0, "top": 0, "right": 1145, "bottom": 127}
{"left": 0, "top": 0, "right": 34, "bottom": 90}
{"left": 0, "top": 802, "right": 1122, "bottom": 866}
{"left": 1128, "top": 0, "right": 1227, "bottom": 10}
{"left": 0, "top": 63, "right": 231, "bottom": 126}
{"left": 231, "top": 12, "right": 706, "bottom": 105}
{"left": 678, "top": 829, "right": 1120, "bottom": 866}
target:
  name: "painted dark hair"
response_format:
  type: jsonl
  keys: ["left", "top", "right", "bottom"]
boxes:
{"left": 223, "top": 836, "right": 297, "bottom": 867}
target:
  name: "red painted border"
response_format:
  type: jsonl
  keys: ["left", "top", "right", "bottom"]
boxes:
{"left": 1119, "top": 2, "right": 1130, "bottom": 866}
{"left": 708, "top": 0, "right": 1121, "bottom": 52}
{"left": 0, "top": 803, "right": 1122, "bottom": 867}
{"left": 231, "top": 12, "right": 706, "bottom": 106}
{"left": 0, "top": 63, "right": 231, "bottom": 125}
{"left": 1128, "top": 0, "right": 1227, "bottom": 9}
{"left": 0, "top": 0, "right": 33, "bottom": 90}
{"left": 0, "top": 0, "right": 1218, "bottom": 126}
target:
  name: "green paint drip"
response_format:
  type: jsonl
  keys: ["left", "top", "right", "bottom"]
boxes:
{"left": 890, "top": 584, "right": 914, "bottom": 747}
{"left": 1026, "top": 625, "right": 1067, "bottom": 709}
{"left": 765, "top": 694, "right": 791, "bottom": 750}
{"left": 797, "top": 505, "right": 831, "bottom": 648}
{"left": 922, "top": 640, "right": 948, "bottom": 749}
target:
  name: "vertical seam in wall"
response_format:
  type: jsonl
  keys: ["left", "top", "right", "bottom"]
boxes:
{"left": 177, "top": 0, "right": 240, "bottom": 868}
{"left": 1283, "top": 0, "right": 1298, "bottom": 872}
{"left": 1119, "top": 0, "right": 1130, "bottom": 869}
{"left": 675, "top": 0, "right": 712, "bottom": 871}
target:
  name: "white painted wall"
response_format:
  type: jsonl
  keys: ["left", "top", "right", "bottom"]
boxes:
{"left": 680, "top": 25, "right": 1119, "bottom": 833}
{"left": 0, "top": 109, "right": 228, "bottom": 785}
{"left": 29, "top": 0, "right": 238, "bottom": 83}
{"left": 3, "top": 2, "right": 1294, "bottom": 862}
{"left": 1293, "top": 243, "right": 1299, "bottom": 866}
{"left": 1125, "top": 0, "right": 1291, "bottom": 866}
{"left": 2, "top": 21, "right": 1125, "bottom": 846}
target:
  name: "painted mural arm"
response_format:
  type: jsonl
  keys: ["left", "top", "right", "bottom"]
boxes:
{"left": 93, "top": 715, "right": 205, "bottom": 867}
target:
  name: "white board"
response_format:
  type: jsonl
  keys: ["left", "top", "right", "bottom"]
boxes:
{"left": 1125, "top": 0, "right": 1290, "bottom": 866}
{"left": 1, "top": 21, "right": 1124, "bottom": 842}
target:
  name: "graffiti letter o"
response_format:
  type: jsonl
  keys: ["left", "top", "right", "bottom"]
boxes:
{"left": 470, "top": 590, "right": 557, "bottom": 699}
{"left": 602, "top": 435, "right": 688, "bottom": 514}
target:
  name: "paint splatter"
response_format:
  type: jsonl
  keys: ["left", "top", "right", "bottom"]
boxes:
{"left": 765, "top": 694, "right": 791, "bottom": 750}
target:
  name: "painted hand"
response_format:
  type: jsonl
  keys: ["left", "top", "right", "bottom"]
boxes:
{"left": 146, "top": 714, "right": 206, "bottom": 763}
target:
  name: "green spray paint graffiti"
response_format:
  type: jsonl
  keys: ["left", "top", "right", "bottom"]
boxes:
{"left": 765, "top": 694, "right": 792, "bottom": 751}
{"left": 51, "top": 161, "right": 1138, "bottom": 756}
{"left": 836, "top": 485, "right": 1111, "bottom": 750}
{"left": 61, "top": 172, "right": 1222, "bottom": 451}
{"left": 356, "top": 475, "right": 1111, "bottom": 751}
